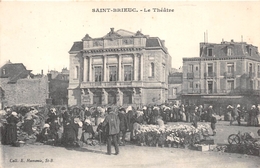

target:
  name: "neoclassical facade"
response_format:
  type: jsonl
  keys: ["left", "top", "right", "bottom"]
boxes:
{"left": 68, "top": 28, "right": 172, "bottom": 106}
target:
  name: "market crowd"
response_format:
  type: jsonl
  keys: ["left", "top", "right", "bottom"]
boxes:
{"left": 1, "top": 103, "right": 260, "bottom": 154}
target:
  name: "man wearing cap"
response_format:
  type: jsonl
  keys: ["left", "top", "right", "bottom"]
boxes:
{"left": 102, "top": 107, "right": 120, "bottom": 155}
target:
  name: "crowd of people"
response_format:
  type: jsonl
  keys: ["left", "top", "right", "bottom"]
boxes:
{"left": 1, "top": 102, "right": 260, "bottom": 155}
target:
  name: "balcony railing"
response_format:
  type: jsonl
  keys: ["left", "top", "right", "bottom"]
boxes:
{"left": 204, "top": 72, "right": 216, "bottom": 78}
{"left": 224, "top": 71, "right": 236, "bottom": 78}
{"left": 187, "top": 72, "right": 194, "bottom": 79}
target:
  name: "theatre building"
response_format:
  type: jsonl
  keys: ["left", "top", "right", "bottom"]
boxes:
{"left": 68, "top": 28, "right": 171, "bottom": 106}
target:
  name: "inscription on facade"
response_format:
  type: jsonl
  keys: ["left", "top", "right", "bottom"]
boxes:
{"left": 107, "top": 39, "right": 118, "bottom": 46}
{"left": 122, "top": 38, "right": 133, "bottom": 45}
{"left": 93, "top": 40, "right": 103, "bottom": 47}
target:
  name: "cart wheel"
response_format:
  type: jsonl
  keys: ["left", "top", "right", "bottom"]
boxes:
{"left": 228, "top": 134, "right": 240, "bottom": 144}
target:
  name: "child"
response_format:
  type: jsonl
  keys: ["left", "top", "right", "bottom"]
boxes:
{"left": 211, "top": 113, "right": 217, "bottom": 136}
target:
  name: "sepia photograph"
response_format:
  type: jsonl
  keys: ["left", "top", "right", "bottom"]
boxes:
{"left": 0, "top": 1, "right": 260, "bottom": 168}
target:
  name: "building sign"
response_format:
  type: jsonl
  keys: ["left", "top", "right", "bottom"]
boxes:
{"left": 107, "top": 39, "right": 118, "bottom": 46}
{"left": 122, "top": 38, "right": 133, "bottom": 45}
{"left": 82, "top": 95, "right": 91, "bottom": 103}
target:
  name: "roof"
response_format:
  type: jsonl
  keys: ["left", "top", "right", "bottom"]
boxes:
{"left": 146, "top": 38, "right": 161, "bottom": 47}
{"left": 8, "top": 70, "right": 33, "bottom": 84}
{"left": 0, "top": 62, "right": 33, "bottom": 83}
{"left": 69, "top": 41, "right": 83, "bottom": 52}
{"left": 200, "top": 41, "right": 260, "bottom": 60}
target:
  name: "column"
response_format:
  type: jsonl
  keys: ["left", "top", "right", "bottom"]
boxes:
{"left": 140, "top": 53, "right": 143, "bottom": 81}
{"left": 134, "top": 54, "right": 138, "bottom": 81}
{"left": 83, "top": 56, "right": 88, "bottom": 82}
{"left": 103, "top": 55, "right": 107, "bottom": 82}
{"left": 118, "top": 54, "right": 122, "bottom": 81}
{"left": 89, "top": 56, "right": 92, "bottom": 82}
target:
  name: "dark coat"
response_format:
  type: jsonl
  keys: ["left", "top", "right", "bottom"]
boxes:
{"left": 102, "top": 112, "right": 120, "bottom": 135}
{"left": 118, "top": 112, "right": 128, "bottom": 132}
{"left": 3, "top": 115, "right": 19, "bottom": 145}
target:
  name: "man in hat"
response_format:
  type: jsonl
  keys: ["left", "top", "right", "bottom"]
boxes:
{"left": 102, "top": 107, "right": 120, "bottom": 155}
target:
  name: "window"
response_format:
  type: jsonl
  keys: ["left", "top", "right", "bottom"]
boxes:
{"left": 208, "top": 81, "right": 213, "bottom": 93}
{"left": 249, "top": 63, "right": 253, "bottom": 73}
{"left": 249, "top": 48, "right": 252, "bottom": 56}
{"left": 208, "top": 63, "right": 213, "bottom": 74}
{"left": 172, "top": 88, "right": 177, "bottom": 95}
{"left": 227, "top": 63, "right": 234, "bottom": 73}
{"left": 195, "top": 84, "right": 199, "bottom": 88}
{"left": 74, "top": 66, "right": 79, "bottom": 79}
{"left": 227, "top": 48, "right": 232, "bottom": 56}
{"left": 149, "top": 63, "right": 155, "bottom": 77}
{"left": 189, "top": 82, "right": 193, "bottom": 88}
{"left": 2, "top": 69, "right": 6, "bottom": 75}
{"left": 109, "top": 66, "right": 117, "bottom": 81}
{"left": 195, "top": 66, "right": 198, "bottom": 71}
{"left": 124, "top": 65, "right": 132, "bottom": 81}
{"left": 94, "top": 66, "right": 102, "bottom": 82}
{"left": 108, "top": 92, "right": 117, "bottom": 104}
{"left": 227, "top": 80, "right": 234, "bottom": 91}
{"left": 189, "top": 65, "right": 193, "bottom": 72}
{"left": 208, "top": 48, "right": 213, "bottom": 56}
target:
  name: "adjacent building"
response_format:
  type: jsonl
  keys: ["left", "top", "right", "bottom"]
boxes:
{"left": 168, "top": 71, "right": 182, "bottom": 105}
{"left": 47, "top": 68, "right": 69, "bottom": 105}
{"left": 0, "top": 61, "right": 49, "bottom": 107}
{"left": 68, "top": 28, "right": 172, "bottom": 107}
{"left": 182, "top": 40, "right": 260, "bottom": 108}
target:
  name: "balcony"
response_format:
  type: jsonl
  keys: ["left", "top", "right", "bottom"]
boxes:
{"left": 81, "top": 81, "right": 144, "bottom": 88}
{"left": 204, "top": 72, "right": 216, "bottom": 79}
{"left": 187, "top": 72, "right": 194, "bottom": 79}
{"left": 224, "top": 71, "right": 236, "bottom": 78}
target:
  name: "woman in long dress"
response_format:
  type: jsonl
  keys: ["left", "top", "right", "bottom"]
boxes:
{"left": 3, "top": 112, "right": 19, "bottom": 145}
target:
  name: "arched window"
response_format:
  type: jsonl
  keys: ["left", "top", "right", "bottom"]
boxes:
{"left": 74, "top": 66, "right": 79, "bottom": 79}
{"left": 149, "top": 63, "right": 154, "bottom": 77}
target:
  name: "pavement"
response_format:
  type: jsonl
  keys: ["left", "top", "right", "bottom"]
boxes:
{"left": 1, "top": 121, "right": 260, "bottom": 168}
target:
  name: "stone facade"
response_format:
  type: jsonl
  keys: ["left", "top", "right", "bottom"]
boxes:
{"left": 182, "top": 40, "right": 260, "bottom": 108}
{"left": 0, "top": 77, "right": 49, "bottom": 106}
{"left": 68, "top": 28, "right": 172, "bottom": 107}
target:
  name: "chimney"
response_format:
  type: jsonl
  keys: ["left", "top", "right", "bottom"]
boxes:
{"left": 47, "top": 73, "right": 52, "bottom": 81}
{"left": 231, "top": 39, "right": 234, "bottom": 42}
{"left": 110, "top": 28, "right": 114, "bottom": 33}
{"left": 41, "top": 70, "right": 43, "bottom": 76}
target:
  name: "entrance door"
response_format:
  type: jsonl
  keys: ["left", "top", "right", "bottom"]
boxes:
{"left": 93, "top": 92, "right": 102, "bottom": 105}
{"left": 108, "top": 92, "right": 116, "bottom": 105}
{"left": 123, "top": 92, "right": 132, "bottom": 104}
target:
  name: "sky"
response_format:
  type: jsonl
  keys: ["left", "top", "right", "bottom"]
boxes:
{"left": 1, "top": 1, "right": 260, "bottom": 74}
